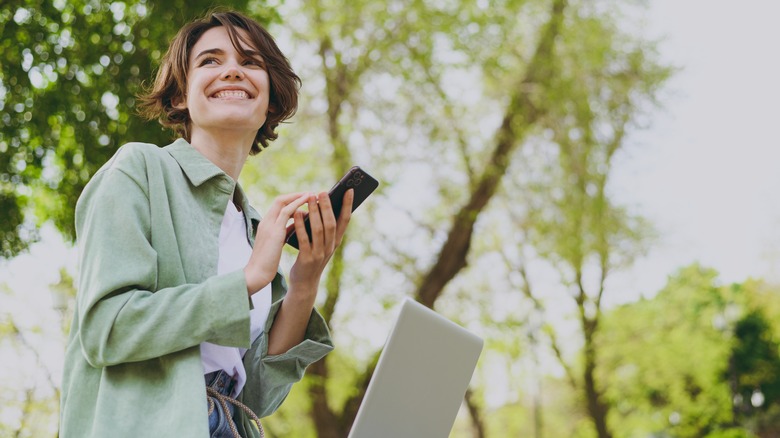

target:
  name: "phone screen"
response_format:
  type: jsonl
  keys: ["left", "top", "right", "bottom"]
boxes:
{"left": 285, "top": 166, "right": 379, "bottom": 249}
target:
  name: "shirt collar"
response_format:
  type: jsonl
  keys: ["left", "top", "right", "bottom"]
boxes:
{"left": 164, "top": 138, "right": 228, "bottom": 188}
{"left": 164, "top": 138, "right": 262, "bottom": 236}
{"left": 235, "top": 183, "right": 262, "bottom": 238}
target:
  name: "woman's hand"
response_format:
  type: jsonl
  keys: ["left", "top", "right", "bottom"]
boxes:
{"left": 288, "top": 189, "right": 354, "bottom": 292}
{"left": 266, "top": 189, "right": 353, "bottom": 355}
{"left": 243, "top": 192, "right": 310, "bottom": 295}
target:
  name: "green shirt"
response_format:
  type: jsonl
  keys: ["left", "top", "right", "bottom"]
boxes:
{"left": 60, "top": 139, "right": 333, "bottom": 437}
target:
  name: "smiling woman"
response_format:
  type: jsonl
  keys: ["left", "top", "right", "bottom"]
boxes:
{"left": 176, "top": 25, "right": 273, "bottom": 177}
{"left": 58, "top": 9, "right": 354, "bottom": 438}
{"left": 137, "top": 10, "right": 301, "bottom": 156}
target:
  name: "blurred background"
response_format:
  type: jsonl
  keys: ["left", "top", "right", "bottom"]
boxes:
{"left": 2, "top": 0, "right": 779, "bottom": 436}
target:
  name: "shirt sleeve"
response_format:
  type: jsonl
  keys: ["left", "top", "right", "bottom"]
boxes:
{"left": 239, "top": 278, "right": 334, "bottom": 418}
{"left": 74, "top": 165, "right": 252, "bottom": 368}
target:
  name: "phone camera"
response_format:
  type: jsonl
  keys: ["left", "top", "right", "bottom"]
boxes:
{"left": 346, "top": 173, "right": 364, "bottom": 187}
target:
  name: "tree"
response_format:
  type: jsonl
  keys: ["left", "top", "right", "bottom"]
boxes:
{"left": 492, "top": 3, "right": 671, "bottom": 436}
{"left": 598, "top": 265, "right": 734, "bottom": 436}
{"left": 0, "top": 0, "right": 278, "bottom": 257}
{"left": 253, "top": 0, "right": 570, "bottom": 436}
{"left": 726, "top": 309, "right": 780, "bottom": 437}
{"left": 249, "top": 0, "right": 675, "bottom": 436}
{"left": 0, "top": 268, "right": 74, "bottom": 437}
{"left": 597, "top": 264, "right": 780, "bottom": 437}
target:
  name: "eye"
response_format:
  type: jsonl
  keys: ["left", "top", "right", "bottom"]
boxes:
{"left": 198, "top": 57, "right": 219, "bottom": 66}
{"left": 243, "top": 57, "right": 265, "bottom": 68}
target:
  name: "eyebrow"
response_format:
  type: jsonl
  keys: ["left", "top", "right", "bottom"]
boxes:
{"left": 194, "top": 48, "right": 264, "bottom": 62}
{"left": 194, "top": 48, "right": 223, "bottom": 60}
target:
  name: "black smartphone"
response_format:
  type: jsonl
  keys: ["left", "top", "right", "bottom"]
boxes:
{"left": 285, "top": 166, "right": 379, "bottom": 249}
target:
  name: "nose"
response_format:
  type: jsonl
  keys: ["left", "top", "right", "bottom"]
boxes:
{"left": 222, "top": 63, "right": 243, "bottom": 80}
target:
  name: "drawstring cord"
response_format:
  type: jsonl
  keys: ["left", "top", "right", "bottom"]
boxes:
{"left": 206, "top": 386, "right": 265, "bottom": 438}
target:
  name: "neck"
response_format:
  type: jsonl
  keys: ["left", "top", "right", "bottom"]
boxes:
{"left": 188, "top": 129, "right": 254, "bottom": 181}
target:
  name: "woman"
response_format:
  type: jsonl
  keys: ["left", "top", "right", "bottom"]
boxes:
{"left": 59, "top": 9, "right": 351, "bottom": 437}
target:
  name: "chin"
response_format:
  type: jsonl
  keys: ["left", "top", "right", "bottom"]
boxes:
{"left": 215, "top": 113, "right": 265, "bottom": 128}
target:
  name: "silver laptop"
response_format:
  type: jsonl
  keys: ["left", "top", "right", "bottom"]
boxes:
{"left": 348, "top": 298, "right": 484, "bottom": 438}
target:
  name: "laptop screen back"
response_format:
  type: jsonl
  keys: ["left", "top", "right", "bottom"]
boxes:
{"left": 348, "top": 298, "right": 484, "bottom": 438}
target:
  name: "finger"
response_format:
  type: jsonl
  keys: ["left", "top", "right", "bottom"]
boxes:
{"left": 292, "top": 209, "right": 311, "bottom": 251}
{"left": 285, "top": 214, "right": 307, "bottom": 239}
{"left": 335, "top": 189, "right": 354, "bottom": 245}
{"left": 278, "top": 193, "right": 310, "bottom": 225}
{"left": 338, "top": 189, "right": 354, "bottom": 222}
{"left": 266, "top": 192, "right": 308, "bottom": 218}
{"left": 306, "top": 192, "right": 325, "bottom": 250}
{"left": 317, "top": 191, "right": 338, "bottom": 249}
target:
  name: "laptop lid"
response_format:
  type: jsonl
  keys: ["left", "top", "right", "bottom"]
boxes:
{"left": 348, "top": 298, "right": 484, "bottom": 438}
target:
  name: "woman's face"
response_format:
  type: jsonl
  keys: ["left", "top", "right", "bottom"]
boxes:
{"left": 178, "top": 26, "right": 270, "bottom": 140}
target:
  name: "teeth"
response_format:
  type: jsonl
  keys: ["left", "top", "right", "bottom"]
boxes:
{"left": 214, "top": 90, "right": 249, "bottom": 99}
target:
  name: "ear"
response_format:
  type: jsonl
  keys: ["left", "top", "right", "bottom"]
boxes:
{"left": 172, "top": 94, "right": 187, "bottom": 110}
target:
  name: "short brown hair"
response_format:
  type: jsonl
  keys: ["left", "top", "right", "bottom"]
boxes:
{"left": 137, "top": 10, "right": 300, "bottom": 154}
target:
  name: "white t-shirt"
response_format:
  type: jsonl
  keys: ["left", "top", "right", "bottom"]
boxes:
{"left": 200, "top": 199, "right": 272, "bottom": 398}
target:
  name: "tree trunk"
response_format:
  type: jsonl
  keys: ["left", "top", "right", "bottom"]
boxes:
{"left": 308, "top": 19, "right": 358, "bottom": 437}
{"left": 464, "top": 388, "right": 487, "bottom": 438}
{"left": 308, "top": 360, "right": 344, "bottom": 438}
{"left": 582, "top": 318, "right": 612, "bottom": 438}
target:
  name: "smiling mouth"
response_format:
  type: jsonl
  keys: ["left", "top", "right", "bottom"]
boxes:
{"left": 212, "top": 90, "right": 251, "bottom": 100}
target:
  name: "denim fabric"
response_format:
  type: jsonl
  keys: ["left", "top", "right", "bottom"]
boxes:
{"left": 206, "top": 371, "right": 237, "bottom": 438}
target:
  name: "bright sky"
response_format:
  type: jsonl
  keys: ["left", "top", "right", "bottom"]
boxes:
{"left": 608, "top": 0, "right": 780, "bottom": 303}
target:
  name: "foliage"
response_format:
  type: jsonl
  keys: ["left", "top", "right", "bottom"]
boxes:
{"left": 726, "top": 308, "right": 780, "bottom": 434}
{"left": 598, "top": 265, "right": 733, "bottom": 436}
{"left": 0, "top": 0, "right": 277, "bottom": 258}
{"left": 255, "top": 0, "right": 576, "bottom": 434}
{"left": 249, "top": 0, "right": 674, "bottom": 436}
{"left": 598, "top": 264, "right": 780, "bottom": 437}
{"left": 487, "top": 2, "right": 672, "bottom": 436}
{"left": 0, "top": 275, "right": 70, "bottom": 437}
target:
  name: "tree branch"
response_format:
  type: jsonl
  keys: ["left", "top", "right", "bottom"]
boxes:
{"left": 406, "top": 43, "right": 477, "bottom": 185}
{"left": 545, "top": 325, "right": 579, "bottom": 388}
{"left": 415, "top": 0, "right": 569, "bottom": 308}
